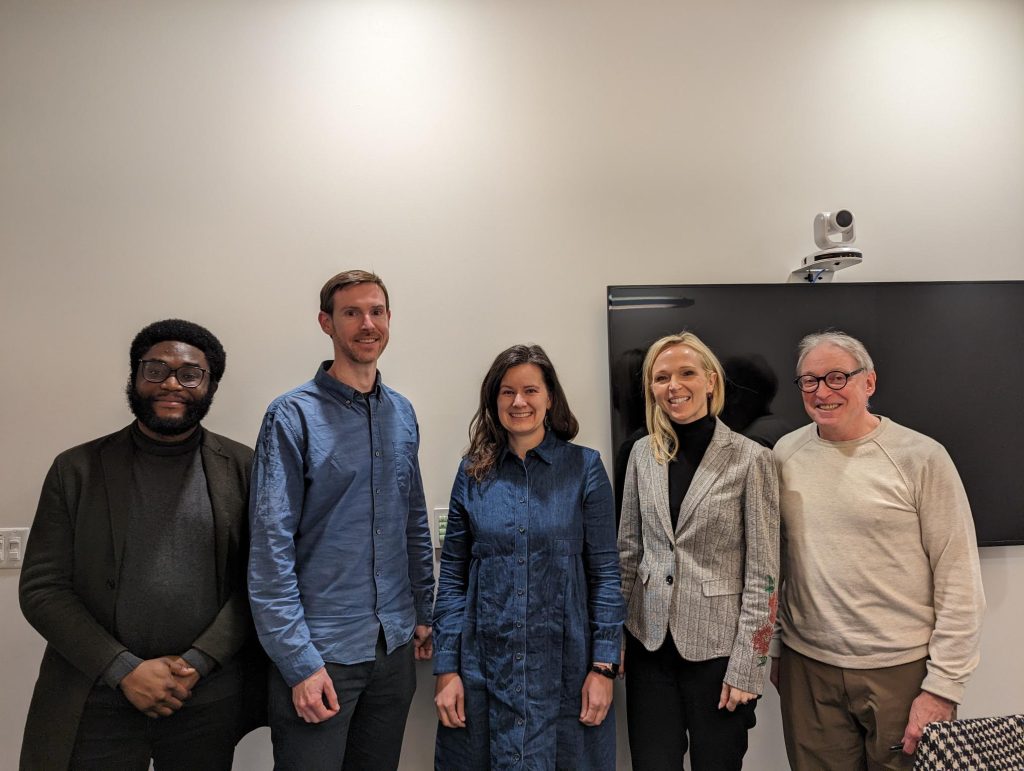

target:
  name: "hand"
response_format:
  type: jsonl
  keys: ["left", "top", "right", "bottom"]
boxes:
{"left": 619, "top": 648, "right": 626, "bottom": 678}
{"left": 718, "top": 682, "right": 757, "bottom": 712}
{"left": 770, "top": 656, "right": 780, "bottom": 692}
{"left": 413, "top": 624, "right": 433, "bottom": 661}
{"left": 898, "top": 691, "right": 955, "bottom": 755}
{"left": 435, "top": 672, "right": 466, "bottom": 728}
{"left": 292, "top": 667, "right": 340, "bottom": 724}
{"left": 119, "top": 657, "right": 195, "bottom": 718}
{"left": 579, "top": 671, "right": 614, "bottom": 726}
{"left": 169, "top": 655, "right": 200, "bottom": 692}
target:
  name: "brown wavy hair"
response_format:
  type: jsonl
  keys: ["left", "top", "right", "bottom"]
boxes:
{"left": 465, "top": 344, "right": 579, "bottom": 480}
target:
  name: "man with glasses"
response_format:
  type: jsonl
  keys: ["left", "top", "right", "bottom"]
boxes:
{"left": 20, "top": 319, "right": 264, "bottom": 770}
{"left": 768, "top": 330, "right": 985, "bottom": 770}
{"left": 248, "top": 270, "right": 434, "bottom": 770}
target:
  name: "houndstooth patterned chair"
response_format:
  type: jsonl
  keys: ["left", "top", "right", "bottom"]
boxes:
{"left": 913, "top": 714, "right": 1024, "bottom": 770}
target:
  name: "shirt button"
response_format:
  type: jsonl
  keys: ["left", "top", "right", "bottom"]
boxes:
{"left": 517, "top": 557, "right": 524, "bottom": 565}
{"left": 515, "top": 652, "right": 523, "bottom": 661}
{"left": 515, "top": 685, "right": 522, "bottom": 693}
{"left": 517, "top": 588, "right": 524, "bottom": 596}
{"left": 516, "top": 718, "right": 524, "bottom": 726}
{"left": 375, "top": 488, "right": 381, "bottom": 495}
{"left": 513, "top": 755, "right": 520, "bottom": 763}
{"left": 666, "top": 575, "right": 674, "bottom": 585}
{"left": 346, "top": 400, "right": 352, "bottom": 406}
{"left": 519, "top": 498, "right": 525, "bottom": 503}
{"left": 516, "top": 621, "right": 523, "bottom": 628}
{"left": 518, "top": 526, "right": 525, "bottom": 533}
{"left": 374, "top": 450, "right": 381, "bottom": 457}
{"left": 376, "top": 528, "right": 382, "bottom": 535}
{"left": 376, "top": 570, "right": 382, "bottom": 577}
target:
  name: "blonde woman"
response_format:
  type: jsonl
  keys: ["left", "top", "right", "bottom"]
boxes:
{"left": 618, "top": 332, "right": 779, "bottom": 771}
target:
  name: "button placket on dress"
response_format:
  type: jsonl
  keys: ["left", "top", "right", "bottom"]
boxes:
{"left": 511, "top": 455, "right": 530, "bottom": 765}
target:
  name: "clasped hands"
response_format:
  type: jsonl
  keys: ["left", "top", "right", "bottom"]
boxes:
{"left": 119, "top": 655, "right": 199, "bottom": 718}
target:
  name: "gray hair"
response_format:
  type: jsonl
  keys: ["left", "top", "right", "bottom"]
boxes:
{"left": 796, "top": 330, "right": 874, "bottom": 374}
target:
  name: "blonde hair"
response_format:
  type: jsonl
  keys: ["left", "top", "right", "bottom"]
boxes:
{"left": 642, "top": 331, "right": 725, "bottom": 464}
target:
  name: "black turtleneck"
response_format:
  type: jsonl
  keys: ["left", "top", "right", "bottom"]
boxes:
{"left": 667, "top": 414, "right": 716, "bottom": 529}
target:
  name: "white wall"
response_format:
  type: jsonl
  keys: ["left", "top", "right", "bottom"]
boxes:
{"left": 2, "top": 1, "right": 1021, "bottom": 768}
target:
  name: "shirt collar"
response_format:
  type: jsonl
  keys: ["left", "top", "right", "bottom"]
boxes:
{"left": 314, "top": 361, "right": 383, "bottom": 401}
{"left": 498, "top": 429, "right": 559, "bottom": 466}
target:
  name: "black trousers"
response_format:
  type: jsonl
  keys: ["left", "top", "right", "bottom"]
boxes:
{"left": 625, "top": 630, "right": 756, "bottom": 771}
{"left": 267, "top": 634, "right": 416, "bottom": 771}
{"left": 70, "top": 690, "right": 239, "bottom": 771}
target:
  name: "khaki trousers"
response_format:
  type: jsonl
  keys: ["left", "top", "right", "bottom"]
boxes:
{"left": 778, "top": 646, "right": 931, "bottom": 771}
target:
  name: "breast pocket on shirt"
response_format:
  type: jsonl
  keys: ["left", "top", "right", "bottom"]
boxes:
{"left": 393, "top": 440, "right": 418, "bottom": 497}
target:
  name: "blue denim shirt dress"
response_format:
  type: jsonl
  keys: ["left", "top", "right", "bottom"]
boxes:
{"left": 433, "top": 432, "right": 624, "bottom": 770}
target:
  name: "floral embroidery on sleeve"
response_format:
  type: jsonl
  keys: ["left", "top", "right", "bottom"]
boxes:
{"left": 752, "top": 575, "right": 778, "bottom": 666}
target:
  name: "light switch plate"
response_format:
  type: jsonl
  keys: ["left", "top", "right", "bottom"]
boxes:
{"left": 430, "top": 507, "right": 449, "bottom": 549}
{"left": 0, "top": 527, "right": 30, "bottom": 569}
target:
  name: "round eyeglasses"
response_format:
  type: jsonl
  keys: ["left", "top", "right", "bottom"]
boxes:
{"left": 139, "top": 360, "right": 208, "bottom": 389}
{"left": 793, "top": 368, "right": 865, "bottom": 393}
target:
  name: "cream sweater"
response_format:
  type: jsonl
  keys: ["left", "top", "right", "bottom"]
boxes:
{"left": 770, "top": 417, "right": 985, "bottom": 703}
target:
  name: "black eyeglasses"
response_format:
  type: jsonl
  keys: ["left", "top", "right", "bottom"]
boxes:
{"left": 794, "top": 368, "right": 865, "bottom": 393}
{"left": 139, "top": 360, "right": 208, "bottom": 389}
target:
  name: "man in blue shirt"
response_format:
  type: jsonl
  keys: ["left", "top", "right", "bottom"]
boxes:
{"left": 248, "top": 270, "right": 435, "bottom": 769}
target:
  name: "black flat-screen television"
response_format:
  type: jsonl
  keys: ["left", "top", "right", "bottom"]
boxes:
{"left": 607, "top": 281, "right": 1024, "bottom": 547}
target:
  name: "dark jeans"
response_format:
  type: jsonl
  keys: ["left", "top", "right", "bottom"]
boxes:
{"left": 625, "top": 630, "right": 756, "bottom": 771}
{"left": 70, "top": 690, "right": 238, "bottom": 771}
{"left": 268, "top": 634, "right": 416, "bottom": 771}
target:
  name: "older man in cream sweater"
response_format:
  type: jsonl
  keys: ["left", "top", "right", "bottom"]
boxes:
{"left": 770, "top": 331, "right": 985, "bottom": 770}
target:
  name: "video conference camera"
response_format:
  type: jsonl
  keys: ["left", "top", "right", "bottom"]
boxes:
{"left": 788, "top": 209, "right": 863, "bottom": 284}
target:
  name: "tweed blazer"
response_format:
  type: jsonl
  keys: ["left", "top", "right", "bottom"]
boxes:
{"left": 618, "top": 418, "right": 780, "bottom": 694}
{"left": 18, "top": 425, "right": 266, "bottom": 771}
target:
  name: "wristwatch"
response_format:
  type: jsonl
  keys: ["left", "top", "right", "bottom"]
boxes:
{"left": 590, "top": 662, "right": 619, "bottom": 679}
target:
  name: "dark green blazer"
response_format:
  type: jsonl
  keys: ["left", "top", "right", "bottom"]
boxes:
{"left": 19, "top": 424, "right": 266, "bottom": 771}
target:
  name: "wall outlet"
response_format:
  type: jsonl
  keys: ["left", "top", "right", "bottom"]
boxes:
{"left": 0, "top": 527, "right": 30, "bottom": 569}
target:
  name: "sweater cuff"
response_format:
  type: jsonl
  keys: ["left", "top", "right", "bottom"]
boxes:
{"left": 102, "top": 651, "right": 144, "bottom": 689}
{"left": 921, "top": 673, "right": 965, "bottom": 705}
{"left": 182, "top": 647, "right": 218, "bottom": 678}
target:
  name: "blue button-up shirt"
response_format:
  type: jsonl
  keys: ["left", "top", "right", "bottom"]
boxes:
{"left": 248, "top": 363, "right": 434, "bottom": 686}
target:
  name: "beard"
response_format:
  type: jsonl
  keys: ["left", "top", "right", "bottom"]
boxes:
{"left": 126, "top": 380, "right": 215, "bottom": 437}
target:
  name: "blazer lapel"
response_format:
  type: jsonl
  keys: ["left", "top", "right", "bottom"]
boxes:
{"left": 676, "top": 419, "right": 735, "bottom": 533}
{"left": 99, "top": 426, "right": 136, "bottom": 572}
{"left": 201, "top": 433, "right": 238, "bottom": 598}
{"left": 642, "top": 446, "right": 675, "bottom": 543}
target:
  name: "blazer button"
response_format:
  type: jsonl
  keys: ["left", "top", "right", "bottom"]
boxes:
{"left": 106, "top": 579, "right": 116, "bottom": 589}
{"left": 665, "top": 575, "right": 674, "bottom": 585}
{"left": 668, "top": 543, "right": 674, "bottom": 551}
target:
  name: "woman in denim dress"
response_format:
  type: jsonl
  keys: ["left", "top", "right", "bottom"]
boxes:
{"left": 432, "top": 344, "right": 624, "bottom": 770}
